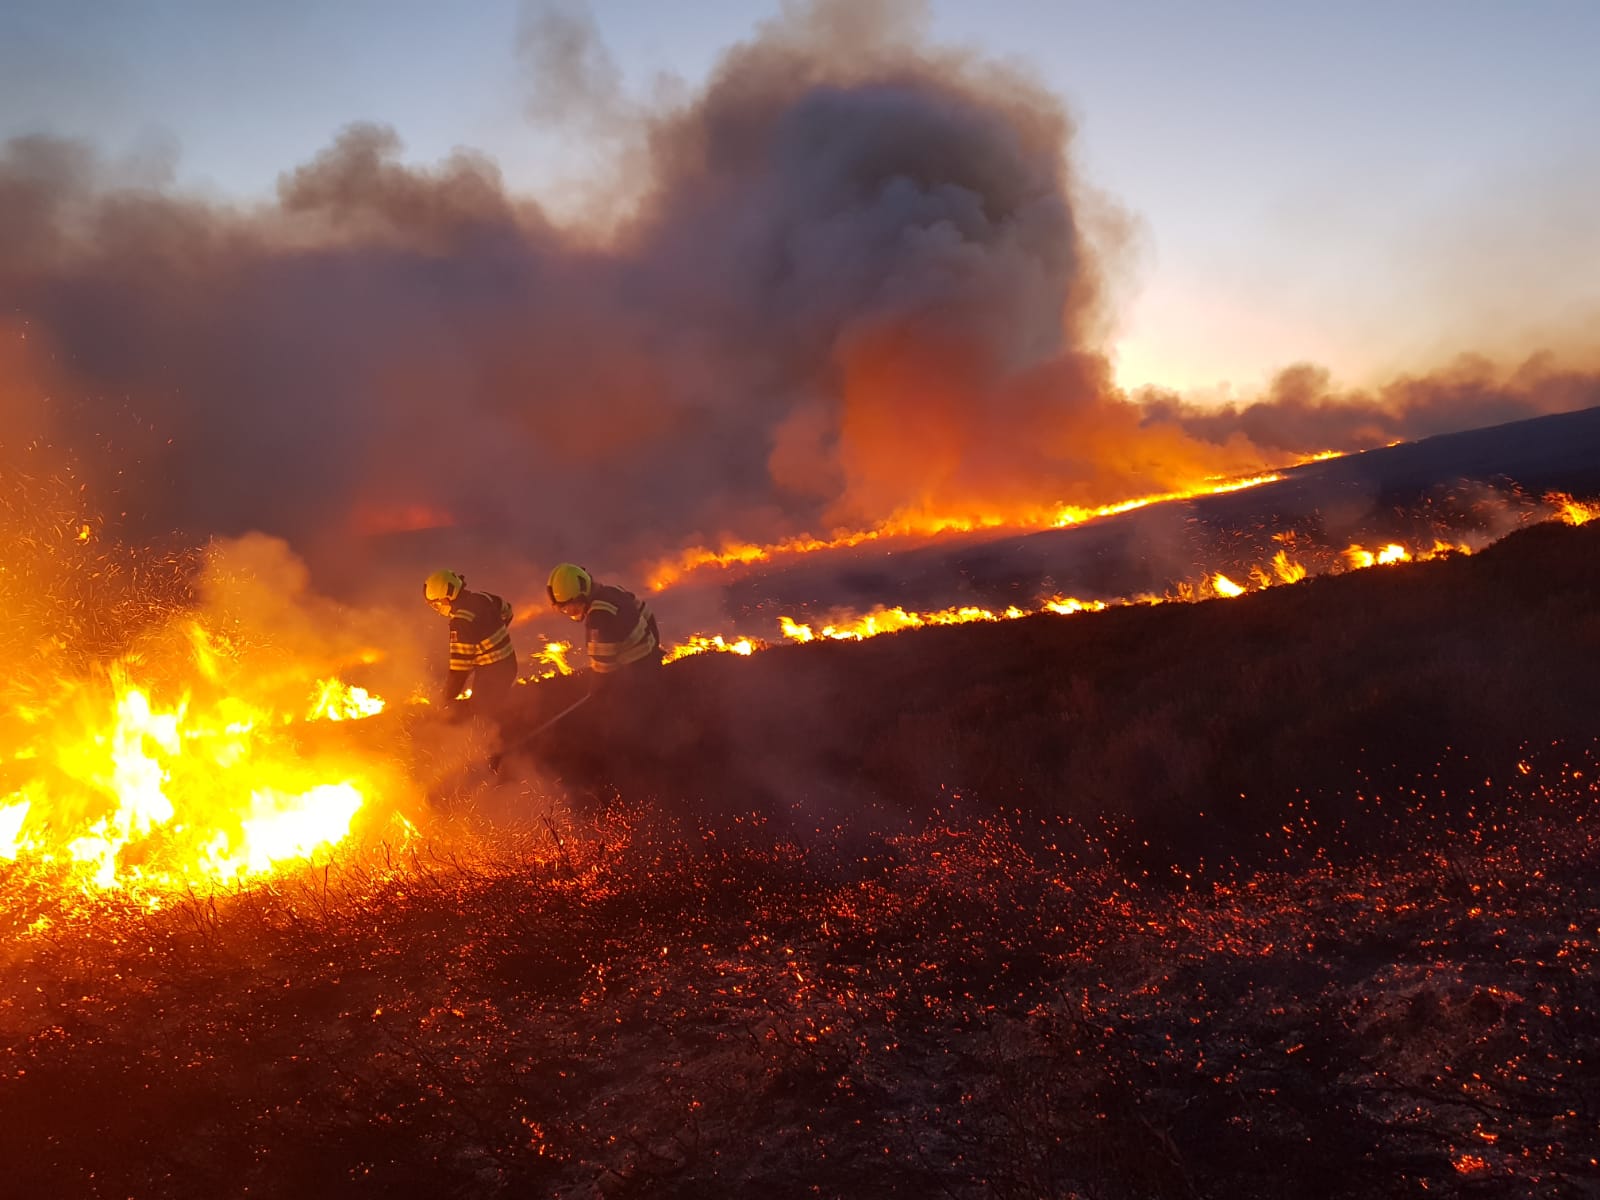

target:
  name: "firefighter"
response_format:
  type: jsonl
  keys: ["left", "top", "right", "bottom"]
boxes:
{"left": 545, "top": 563, "right": 662, "bottom": 681}
{"left": 422, "top": 568, "right": 517, "bottom": 716}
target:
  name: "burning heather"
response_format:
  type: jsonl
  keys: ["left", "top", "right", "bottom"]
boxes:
{"left": 644, "top": 470, "right": 1291, "bottom": 592}
{"left": 653, "top": 486, "right": 1595, "bottom": 663}
{"left": 3, "top": 486, "right": 1600, "bottom": 1196}
{"left": 0, "top": 514, "right": 430, "bottom": 897}
{"left": 4, "top": 434, "right": 1597, "bottom": 899}
{"left": 3, "top": 2, "right": 1600, "bottom": 1192}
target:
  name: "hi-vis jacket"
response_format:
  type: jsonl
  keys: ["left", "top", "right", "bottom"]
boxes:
{"left": 447, "top": 588, "right": 515, "bottom": 693}
{"left": 584, "top": 583, "right": 661, "bottom": 674}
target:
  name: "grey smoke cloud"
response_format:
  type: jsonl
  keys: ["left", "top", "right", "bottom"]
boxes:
{"left": 1146, "top": 355, "right": 1599, "bottom": 456}
{"left": 1, "top": 0, "right": 1593, "bottom": 606}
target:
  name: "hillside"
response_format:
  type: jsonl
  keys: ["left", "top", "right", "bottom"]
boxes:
{"left": 705, "top": 403, "right": 1600, "bottom": 620}
{"left": 522, "top": 518, "right": 1600, "bottom": 871}
{"left": 3, "top": 521, "right": 1599, "bottom": 1199}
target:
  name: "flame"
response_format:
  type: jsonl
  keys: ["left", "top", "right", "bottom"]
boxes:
{"left": 1043, "top": 597, "right": 1111, "bottom": 615}
{"left": 1547, "top": 491, "right": 1600, "bottom": 526}
{"left": 528, "top": 640, "right": 576, "bottom": 680}
{"left": 664, "top": 634, "right": 757, "bottom": 663}
{"left": 12, "top": 450, "right": 1590, "bottom": 903}
{"left": 307, "top": 678, "right": 386, "bottom": 722}
{"left": 1, "top": 567, "right": 416, "bottom": 894}
{"left": 1051, "top": 473, "right": 1285, "bottom": 529}
{"left": 1271, "top": 549, "right": 1307, "bottom": 584}
{"left": 657, "top": 525, "right": 1512, "bottom": 663}
{"left": 646, "top": 469, "right": 1288, "bottom": 591}
{"left": 1343, "top": 543, "right": 1415, "bottom": 570}
{"left": 774, "top": 599, "right": 1081, "bottom": 645}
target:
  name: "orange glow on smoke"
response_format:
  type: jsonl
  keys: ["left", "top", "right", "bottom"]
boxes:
{"left": 351, "top": 503, "right": 456, "bottom": 536}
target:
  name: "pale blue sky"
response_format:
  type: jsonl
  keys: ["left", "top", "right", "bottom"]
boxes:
{"left": 3, "top": 0, "right": 1597, "bottom": 396}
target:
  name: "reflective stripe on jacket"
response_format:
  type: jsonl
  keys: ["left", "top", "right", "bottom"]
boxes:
{"left": 448, "top": 589, "right": 515, "bottom": 671}
{"left": 584, "top": 582, "right": 659, "bottom": 673}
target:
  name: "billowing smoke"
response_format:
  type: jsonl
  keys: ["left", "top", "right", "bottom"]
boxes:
{"left": 1, "top": 0, "right": 1595, "bottom": 608}
{"left": 1146, "top": 355, "right": 1600, "bottom": 455}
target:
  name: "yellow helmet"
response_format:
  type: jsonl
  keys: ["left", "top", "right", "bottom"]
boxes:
{"left": 546, "top": 563, "right": 592, "bottom": 606}
{"left": 423, "top": 568, "right": 465, "bottom": 607}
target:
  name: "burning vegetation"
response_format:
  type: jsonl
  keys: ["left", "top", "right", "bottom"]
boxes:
{"left": 3, "top": 492, "right": 1600, "bottom": 1197}
{"left": 2, "top": 438, "right": 1596, "bottom": 897}
{"left": 0, "top": 497, "right": 431, "bottom": 896}
{"left": 4, "top": 2, "right": 1600, "bottom": 1193}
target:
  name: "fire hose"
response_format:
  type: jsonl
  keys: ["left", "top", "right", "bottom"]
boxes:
{"left": 496, "top": 691, "right": 592, "bottom": 760}
{"left": 468, "top": 692, "right": 592, "bottom": 784}
{"left": 521, "top": 692, "right": 592, "bottom": 741}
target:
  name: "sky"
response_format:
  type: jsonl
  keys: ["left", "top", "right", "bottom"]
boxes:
{"left": 4, "top": 0, "right": 1596, "bottom": 401}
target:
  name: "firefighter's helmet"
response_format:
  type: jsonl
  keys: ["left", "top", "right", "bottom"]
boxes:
{"left": 546, "top": 563, "right": 593, "bottom": 608}
{"left": 424, "top": 568, "right": 465, "bottom": 609}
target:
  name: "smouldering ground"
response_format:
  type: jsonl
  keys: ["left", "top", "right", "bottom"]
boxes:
{"left": 6, "top": 516, "right": 1600, "bottom": 1198}
{"left": 1, "top": 778, "right": 1596, "bottom": 1200}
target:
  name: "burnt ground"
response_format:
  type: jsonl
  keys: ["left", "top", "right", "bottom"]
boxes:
{"left": 3, "top": 520, "right": 1600, "bottom": 1198}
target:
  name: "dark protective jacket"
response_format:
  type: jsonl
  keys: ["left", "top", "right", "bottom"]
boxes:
{"left": 445, "top": 588, "right": 515, "bottom": 699}
{"left": 584, "top": 582, "right": 661, "bottom": 674}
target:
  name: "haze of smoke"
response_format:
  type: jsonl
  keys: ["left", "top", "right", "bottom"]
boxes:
{"left": 1145, "top": 356, "right": 1599, "bottom": 455}
{"left": 2, "top": 0, "right": 1595, "bottom": 608}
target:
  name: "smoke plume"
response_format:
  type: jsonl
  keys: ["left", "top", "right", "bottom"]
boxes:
{"left": 1, "top": 0, "right": 1595, "bottom": 605}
